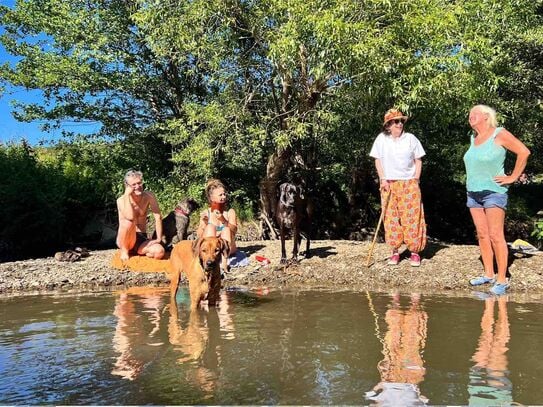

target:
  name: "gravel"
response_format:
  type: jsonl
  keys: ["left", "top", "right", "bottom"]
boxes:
{"left": 1, "top": 240, "right": 542, "bottom": 300}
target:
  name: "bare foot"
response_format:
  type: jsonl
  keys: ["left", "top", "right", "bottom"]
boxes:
{"left": 120, "top": 249, "right": 130, "bottom": 261}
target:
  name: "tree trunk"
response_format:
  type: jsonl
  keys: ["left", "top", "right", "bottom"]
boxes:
{"left": 259, "top": 148, "right": 291, "bottom": 239}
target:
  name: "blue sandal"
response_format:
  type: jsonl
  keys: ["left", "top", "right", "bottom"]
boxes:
{"left": 469, "top": 275, "right": 495, "bottom": 286}
{"left": 490, "top": 282, "right": 510, "bottom": 296}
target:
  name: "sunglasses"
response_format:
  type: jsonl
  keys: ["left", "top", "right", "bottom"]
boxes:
{"left": 390, "top": 119, "right": 405, "bottom": 125}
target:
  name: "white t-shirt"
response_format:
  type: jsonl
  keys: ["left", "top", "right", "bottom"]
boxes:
{"left": 369, "top": 131, "right": 426, "bottom": 180}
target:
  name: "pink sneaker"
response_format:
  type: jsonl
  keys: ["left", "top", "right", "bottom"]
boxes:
{"left": 410, "top": 252, "right": 421, "bottom": 267}
{"left": 388, "top": 252, "right": 400, "bottom": 265}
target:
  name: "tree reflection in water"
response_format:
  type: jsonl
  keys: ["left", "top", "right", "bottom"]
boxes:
{"left": 468, "top": 295, "right": 512, "bottom": 405}
{"left": 366, "top": 291, "right": 429, "bottom": 406}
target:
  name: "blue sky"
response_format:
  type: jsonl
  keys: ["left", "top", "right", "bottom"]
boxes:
{"left": 0, "top": 0, "right": 99, "bottom": 145}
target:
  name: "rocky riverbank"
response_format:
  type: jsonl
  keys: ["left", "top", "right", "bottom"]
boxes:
{"left": 1, "top": 240, "right": 542, "bottom": 298}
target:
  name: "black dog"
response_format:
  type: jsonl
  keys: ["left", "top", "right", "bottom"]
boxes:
{"left": 154, "top": 198, "right": 199, "bottom": 249}
{"left": 275, "top": 182, "right": 312, "bottom": 264}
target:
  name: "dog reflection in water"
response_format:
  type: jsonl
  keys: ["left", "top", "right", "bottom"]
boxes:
{"left": 168, "top": 292, "right": 235, "bottom": 396}
{"left": 111, "top": 286, "right": 234, "bottom": 393}
{"left": 468, "top": 295, "right": 512, "bottom": 405}
{"left": 168, "top": 291, "right": 235, "bottom": 361}
{"left": 366, "top": 292, "right": 429, "bottom": 405}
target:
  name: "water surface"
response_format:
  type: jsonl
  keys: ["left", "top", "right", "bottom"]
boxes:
{"left": 0, "top": 287, "right": 541, "bottom": 405}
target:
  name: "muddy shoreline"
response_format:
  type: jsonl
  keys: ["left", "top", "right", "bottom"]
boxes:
{"left": 1, "top": 240, "right": 542, "bottom": 299}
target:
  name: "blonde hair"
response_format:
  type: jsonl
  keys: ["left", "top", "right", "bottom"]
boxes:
{"left": 471, "top": 104, "right": 498, "bottom": 127}
{"left": 205, "top": 178, "right": 226, "bottom": 203}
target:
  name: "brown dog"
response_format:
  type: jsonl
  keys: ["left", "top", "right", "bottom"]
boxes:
{"left": 169, "top": 237, "right": 229, "bottom": 310}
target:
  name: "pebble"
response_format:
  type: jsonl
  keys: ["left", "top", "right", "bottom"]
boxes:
{"left": 1, "top": 242, "right": 542, "bottom": 300}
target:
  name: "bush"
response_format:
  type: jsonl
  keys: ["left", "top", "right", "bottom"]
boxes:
{"left": 0, "top": 142, "right": 68, "bottom": 259}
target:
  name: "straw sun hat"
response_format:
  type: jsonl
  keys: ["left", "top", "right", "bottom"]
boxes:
{"left": 383, "top": 108, "right": 408, "bottom": 125}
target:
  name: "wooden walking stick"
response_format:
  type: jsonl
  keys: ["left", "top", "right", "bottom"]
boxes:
{"left": 365, "top": 191, "right": 391, "bottom": 267}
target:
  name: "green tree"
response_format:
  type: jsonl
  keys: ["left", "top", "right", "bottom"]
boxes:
{"left": 2, "top": 0, "right": 542, "bottom": 245}
{"left": 0, "top": 142, "right": 66, "bottom": 259}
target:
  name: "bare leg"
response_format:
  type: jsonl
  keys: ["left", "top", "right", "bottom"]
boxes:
{"left": 472, "top": 296, "right": 495, "bottom": 367}
{"left": 203, "top": 224, "right": 217, "bottom": 238}
{"left": 485, "top": 208, "right": 508, "bottom": 284}
{"left": 469, "top": 208, "right": 495, "bottom": 278}
{"left": 219, "top": 227, "right": 235, "bottom": 272}
{"left": 139, "top": 241, "right": 165, "bottom": 259}
{"left": 117, "top": 219, "right": 136, "bottom": 261}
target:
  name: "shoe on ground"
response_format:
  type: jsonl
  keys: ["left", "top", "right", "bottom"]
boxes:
{"left": 490, "top": 282, "right": 510, "bottom": 295}
{"left": 387, "top": 252, "right": 400, "bottom": 265}
{"left": 469, "top": 275, "right": 495, "bottom": 286}
{"left": 409, "top": 253, "right": 421, "bottom": 267}
{"left": 54, "top": 250, "right": 81, "bottom": 262}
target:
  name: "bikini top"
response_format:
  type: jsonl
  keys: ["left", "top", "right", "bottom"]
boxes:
{"left": 208, "top": 209, "right": 227, "bottom": 231}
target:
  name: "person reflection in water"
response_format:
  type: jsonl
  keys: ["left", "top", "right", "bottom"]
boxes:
{"left": 111, "top": 288, "right": 166, "bottom": 381}
{"left": 468, "top": 295, "right": 512, "bottom": 405}
{"left": 366, "top": 292, "right": 429, "bottom": 406}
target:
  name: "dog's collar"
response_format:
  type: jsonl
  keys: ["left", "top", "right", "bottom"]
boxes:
{"left": 175, "top": 207, "right": 189, "bottom": 216}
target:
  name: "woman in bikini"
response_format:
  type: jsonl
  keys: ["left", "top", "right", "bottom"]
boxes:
{"left": 197, "top": 179, "right": 237, "bottom": 257}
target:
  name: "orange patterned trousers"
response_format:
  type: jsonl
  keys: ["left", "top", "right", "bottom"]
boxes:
{"left": 381, "top": 179, "right": 427, "bottom": 253}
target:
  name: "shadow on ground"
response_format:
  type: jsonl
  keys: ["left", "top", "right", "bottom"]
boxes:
{"left": 422, "top": 241, "right": 449, "bottom": 260}
{"left": 308, "top": 246, "right": 337, "bottom": 259}
{"left": 239, "top": 244, "right": 266, "bottom": 255}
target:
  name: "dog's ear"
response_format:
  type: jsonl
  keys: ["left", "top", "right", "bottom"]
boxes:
{"left": 219, "top": 238, "right": 230, "bottom": 259}
{"left": 297, "top": 185, "right": 305, "bottom": 200}
{"left": 279, "top": 183, "right": 289, "bottom": 204}
{"left": 192, "top": 238, "right": 203, "bottom": 257}
{"left": 188, "top": 198, "right": 200, "bottom": 212}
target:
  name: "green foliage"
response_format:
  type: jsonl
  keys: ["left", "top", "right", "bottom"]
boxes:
{"left": 2, "top": 0, "right": 543, "bottom": 255}
{"left": 0, "top": 141, "right": 128, "bottom": 260}
{"left": 0, "top": 142, "right": 68, "bottom": 259}
{"left": 532, "top": 215, "right": 543, "bottom": 247}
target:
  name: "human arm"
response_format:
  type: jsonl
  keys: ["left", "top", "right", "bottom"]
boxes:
{"left": 495, "top": 129, "right": 531, "bottom": 185}
{"left": 147, "top": 192, "right": 163, "bottom": 243}
{"left": 196, "top": 209, "right": 209, "bottom": 238}
{"left": 414, "top": 158, "right": 422, "bottom": 182}
{"left": 117, "top": 185, "right": 136, "bottom": 221}
{"left": 374, "top": 158, "right": 390, "bottom": 192}
{"left": 413, "top": 135, "right": 425, "bottom": 182}
{"left": 225, "top": 208, "right": 238, "bottom": 235}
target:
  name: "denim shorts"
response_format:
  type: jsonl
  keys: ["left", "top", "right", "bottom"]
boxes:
{"left": 466, "top": 190, "right": 508, "bottom": 209}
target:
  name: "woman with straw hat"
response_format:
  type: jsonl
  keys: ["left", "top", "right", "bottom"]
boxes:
{"left": 369, "top": 108, "right": 427, "bottom": 267}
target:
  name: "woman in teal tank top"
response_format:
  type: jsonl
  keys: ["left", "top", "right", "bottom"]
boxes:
{"left": 463, "top": 105, "right": 530, "bottom": 296}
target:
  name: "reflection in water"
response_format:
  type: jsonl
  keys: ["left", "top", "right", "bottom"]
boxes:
{"left": 366, "top": 292, "right": 429, "bottom": 406}
{"left": 3, "top": 290, "right": 542, "bottom": 405}
{"left": 169, "top": 291, "right": 235, "bottom": 399}
{"left": 111, "top": 287, "right": 167, "bottom": 380}
{"left": 111, "top": 286, "right": 235, "bottom": 399}
{"left": 468, "top": 295, "right": 512, "bottom": 406}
